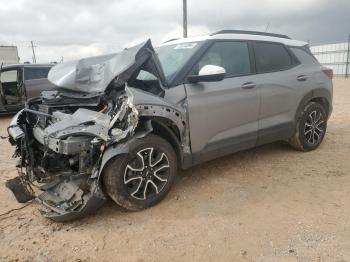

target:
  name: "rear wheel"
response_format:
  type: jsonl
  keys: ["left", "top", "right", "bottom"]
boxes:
{"left": 289, "top": 102, "right": 327, "bottom": 151}
{"left": 103, "top": 134, "right": 177, "bottom": 211}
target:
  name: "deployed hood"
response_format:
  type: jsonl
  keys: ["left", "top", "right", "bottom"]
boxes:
{"left": 48, "top": 39, "right": 168, "bottom": 93}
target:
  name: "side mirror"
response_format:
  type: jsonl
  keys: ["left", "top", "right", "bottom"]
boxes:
{"left": 187, "top": 65, "right": 226, "bottom": 83}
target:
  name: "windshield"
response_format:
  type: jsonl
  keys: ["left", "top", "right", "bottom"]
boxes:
{"left": 138, "top": 42, "right": 202, "bottom": 82}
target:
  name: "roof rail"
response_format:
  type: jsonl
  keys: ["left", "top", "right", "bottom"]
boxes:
{"left": 210, "top": 30, "right": 291, "bottom": 39}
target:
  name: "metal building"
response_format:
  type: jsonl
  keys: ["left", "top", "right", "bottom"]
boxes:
{"left": 0, "top": 46, "right": 19, "bottom": 65}
{"left": 310, "top": 40, "right": 350, "bottom": 77}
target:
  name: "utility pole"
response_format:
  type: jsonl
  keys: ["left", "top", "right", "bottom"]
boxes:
{"left": 183, "top": 0, "right": 188, "bottom": 38}
{"left": 345, "top": 34, "right": 350, "bottom": 78}
{"left": 30, "top": 41, "right": 37, "bottom": 64}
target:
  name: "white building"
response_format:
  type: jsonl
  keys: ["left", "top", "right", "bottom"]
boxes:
{"left": 0, "top": 46, "right": 19, "bottom": 65}
{"left": 310, "top": 42, "right": 350, "bottom": 77}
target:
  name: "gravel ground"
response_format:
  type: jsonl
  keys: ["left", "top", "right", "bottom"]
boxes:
{"left": 0, "top": 79, "right": 349, "bottom": 262}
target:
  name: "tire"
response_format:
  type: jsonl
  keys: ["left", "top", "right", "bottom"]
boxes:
{"left": 103, "top": 134, "right": 177, "bottom": 211}
{"left": 288, "top": 102, "right": 327, "bottom": 151}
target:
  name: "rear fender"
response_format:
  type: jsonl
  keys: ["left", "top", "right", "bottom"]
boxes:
{"left": 295, "top": 88, "right": 332, "bottom": 121}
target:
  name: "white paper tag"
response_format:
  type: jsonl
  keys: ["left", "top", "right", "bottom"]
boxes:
{"left": 174, "top": 43, "right": 197, "bottom": 49}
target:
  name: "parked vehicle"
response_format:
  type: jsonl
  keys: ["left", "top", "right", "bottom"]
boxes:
{"left": 0, "top": 64, "right": 54, "bottom": 113}
{"left": 6, "top": 30, "right": 333, "bottom": 221}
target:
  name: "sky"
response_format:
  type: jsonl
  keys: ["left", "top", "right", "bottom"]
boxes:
{"left": 0, "top": 0, "right": 349, "bottom": 63}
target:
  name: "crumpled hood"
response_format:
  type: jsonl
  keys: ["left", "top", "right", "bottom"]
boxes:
{"left": 48, "top": 39, "right": 168, "bottom": 93}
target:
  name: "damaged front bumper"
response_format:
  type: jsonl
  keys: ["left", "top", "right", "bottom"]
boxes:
{"left": 38, "top": 179, "right": 106, "bottom": 222}
{"left": 6, "top": 90, "right": 140, "bottom": 221}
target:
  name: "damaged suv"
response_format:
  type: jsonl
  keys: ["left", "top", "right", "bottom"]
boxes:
{"left": 6, "top": 30, "right": 333, "bottom": 221}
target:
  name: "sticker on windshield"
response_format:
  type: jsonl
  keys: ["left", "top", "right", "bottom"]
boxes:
{"left": 174, "top": 43, "right": 197, "bottom": 49}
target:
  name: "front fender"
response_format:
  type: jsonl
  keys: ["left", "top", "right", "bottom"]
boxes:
{"left": 98, "top": 126, "right": 153, "bottom": 179}
{"left": 8, "top": 109, "right": 25, "bottom": 141}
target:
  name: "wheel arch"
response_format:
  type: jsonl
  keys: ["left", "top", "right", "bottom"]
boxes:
{"left": 295, "top": 88, "right": 332, "bottom": 121}
{"left": 98, "top": 115, "right": 189, "bottom": 181}
{"left": 309, "top": 97, "right": 330, "bottom": 117}
{"left": 147, "top": 117, "right": 183, "bottom": 166}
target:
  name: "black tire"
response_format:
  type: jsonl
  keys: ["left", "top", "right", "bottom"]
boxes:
{"left": 103, "top": 134, "right": 177, "bottom": 211}
{"left": 288, "top": 102, "right": 327, "bottom": 151}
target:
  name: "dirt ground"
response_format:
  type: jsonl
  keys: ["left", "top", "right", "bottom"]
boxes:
{"left": 0, "top": 79, "right": 349, "bottom": 262}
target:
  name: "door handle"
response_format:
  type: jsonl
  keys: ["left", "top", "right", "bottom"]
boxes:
{"left": 297, "top": 75, "right": 308, "bottom": 82}
{"left": 241, "top": 82, "right": 256, "bottom": 89}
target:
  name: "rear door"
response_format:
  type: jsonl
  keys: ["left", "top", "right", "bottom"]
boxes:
{"left": 184, "top": 41, "right": 260, "bottom": 163}
{"left": 252, "top": 41, "right": 302, "bottom": 145}
{"left": 24, "top": 67, "right": 53, "bottom": 98}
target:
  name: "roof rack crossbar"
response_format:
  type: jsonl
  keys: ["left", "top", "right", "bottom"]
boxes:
{"left": 210, "top": 30, "right": 291, "bottom": 39}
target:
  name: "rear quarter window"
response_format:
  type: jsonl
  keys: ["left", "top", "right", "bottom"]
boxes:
{"left": 290, "top": 48, "right": 320, "bottom": 66}
{"left": 254, "top": 42, "right": 293, "bottom": 73}
{"left": 24, "top": 67, "right": 51, "bottom": 81}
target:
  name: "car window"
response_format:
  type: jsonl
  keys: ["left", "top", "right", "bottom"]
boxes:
{"left": 0, "top": 70, "right": 18, "bottom": 83}
{"left": 191, "top": 41, "right": 251, "bottom": 77}
{"left": 24, "top": 67, "right": 50, "bottom": 80}
{"left": 136, "top": 42, "right": 202, "bottom": 82}
{"left": 254, "top": 42, "right": 292, "bottom": 73}
{"left": 290, "top": 48, "right": 319, "bottom": 66}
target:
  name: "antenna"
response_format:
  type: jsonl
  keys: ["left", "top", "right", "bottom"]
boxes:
{"left": 265, "top": 22, "right": 270, "bottom": 32}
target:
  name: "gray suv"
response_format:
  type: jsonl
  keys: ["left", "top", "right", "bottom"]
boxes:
{"left": 6, "top": 30, "right": 333, "bottom": 221}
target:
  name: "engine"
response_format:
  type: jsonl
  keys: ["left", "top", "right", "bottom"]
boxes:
{"left": 7, "top": 89, "right": 139, "bottom": 221}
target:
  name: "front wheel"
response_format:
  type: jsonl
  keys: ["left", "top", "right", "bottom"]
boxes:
{"left": 103, "top": 134, "right": 177, "bottom": 211}
{"left": 289, "top": 102, "right": 328, "bottom": 151}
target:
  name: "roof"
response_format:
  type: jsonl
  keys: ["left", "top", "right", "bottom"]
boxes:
{"left": 161, "top": 30, "right": 308, "bottom": 47}
{"left": 1, "top": 63, "right": 54, "bottom": 70}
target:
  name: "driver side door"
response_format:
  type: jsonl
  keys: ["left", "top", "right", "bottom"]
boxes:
{"left": 184, "top": 41, "right": 260, "bottom": 164}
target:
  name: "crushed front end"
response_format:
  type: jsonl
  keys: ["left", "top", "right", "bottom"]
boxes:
{"left": 6, "top": 39, "right": 172, "bottom": 221}
{"left": 7, "top": 88, "right": 139, "bottom": 221}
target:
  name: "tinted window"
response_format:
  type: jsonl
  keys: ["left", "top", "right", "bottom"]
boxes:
{"left": 254, "top": 42, "right": 292, "bottom": 73}
{"left": 191, "top": 41, "right": 251, "bottom": 77}
{"left": 25, "top": 67, "right": 50, "bottom": 80}
{"left": 291, "top": 48, "right": 319, "bottom": 66}
{"left": 0, "top": 70, "right": 18, "bottom": 83}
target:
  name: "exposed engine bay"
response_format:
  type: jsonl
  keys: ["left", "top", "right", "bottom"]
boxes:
{"left": 5, "top": 39, "right": 188, "bottom": 221}
{"left": 7, "top": 87, "right": 143, "bottom": 221}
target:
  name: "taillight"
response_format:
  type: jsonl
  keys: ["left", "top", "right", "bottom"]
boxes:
{"left": 322, "top": 67, "right": 333, "bottom": 79}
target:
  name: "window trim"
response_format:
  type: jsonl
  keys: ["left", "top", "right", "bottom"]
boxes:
{"left": 252, "top": 41, "right": 300, "bottom": 74}
{"left": 170, "top": 39, "right": 303, "bottom": 86}
{"left": 289, "top": 45, "right": 319, "bottom": 64}
{"left": 182, "top": 39, "right": 255, "bottom": 83}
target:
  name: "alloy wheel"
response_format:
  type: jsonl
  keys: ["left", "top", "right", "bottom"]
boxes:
{"left": 303, "top": 110, "right": 325, "bottom": 145}
{"left": 124, "top": 148, "right": 170, "bottom": 200}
